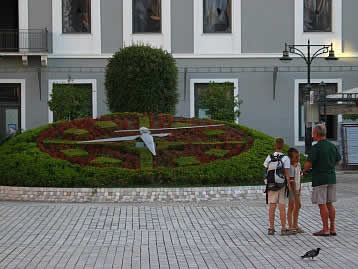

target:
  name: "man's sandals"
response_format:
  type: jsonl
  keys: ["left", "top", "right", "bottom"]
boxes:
{"left": 313, "top": 230, "right": 330, "bottom": 236}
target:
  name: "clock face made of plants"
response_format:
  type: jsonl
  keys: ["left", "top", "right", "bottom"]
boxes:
{"left": 37, "top": 113, "right": 252, "bottom": 169}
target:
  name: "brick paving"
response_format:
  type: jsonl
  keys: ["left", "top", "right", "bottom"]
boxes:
{"left": 0, "top": 172, "right": 357, "bottom": 268}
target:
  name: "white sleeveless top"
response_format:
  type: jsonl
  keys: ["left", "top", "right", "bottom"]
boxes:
{"left": 289, "top": 163, "right": 301, "bottom": 190}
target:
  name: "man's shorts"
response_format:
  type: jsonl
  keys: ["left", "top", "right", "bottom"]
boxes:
{"left": 312, "top": 184, "right": 337, "bottom": 204}
{"left": 268, "top": 188, "right": 287, "bottom": 205}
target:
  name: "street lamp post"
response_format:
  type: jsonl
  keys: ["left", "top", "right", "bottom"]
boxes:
{"left": 280, "top": 39, "right": 338, "bottom": 154}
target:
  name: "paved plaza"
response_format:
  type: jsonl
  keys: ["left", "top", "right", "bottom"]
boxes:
{"left": 0, "top": 172, "right": 358, "bottom": 269}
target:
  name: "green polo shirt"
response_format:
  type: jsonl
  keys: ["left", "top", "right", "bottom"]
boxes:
{"left": 308, "top": 139, "right": 341, "bottom": 187}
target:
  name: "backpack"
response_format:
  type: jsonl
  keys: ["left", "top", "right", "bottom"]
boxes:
{"left": 264, "top": 154, "right": 288, "bottom": 203}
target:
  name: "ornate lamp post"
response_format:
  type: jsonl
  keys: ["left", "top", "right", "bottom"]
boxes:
{"left": 280, "top": 40, "right": 338, "bottom": 154}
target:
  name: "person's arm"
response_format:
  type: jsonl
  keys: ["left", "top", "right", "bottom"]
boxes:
{"left": 285, "top": 168, "right": 292, "bottom": 191}
{"left": 303, "top": 161, "right": 312, "bottom": 174}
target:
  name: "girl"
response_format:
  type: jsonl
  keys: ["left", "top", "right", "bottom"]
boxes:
{"left": 287, "top": 148, "right": 304, "bottom": 234}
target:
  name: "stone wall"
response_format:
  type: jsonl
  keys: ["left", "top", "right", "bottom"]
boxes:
{"left": 0, "top": 183, "right": 312, "bottom": 203}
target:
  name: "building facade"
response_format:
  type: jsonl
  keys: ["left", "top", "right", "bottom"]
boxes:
{"left": 1, "top": 0, "right": 358, "bottom": 149}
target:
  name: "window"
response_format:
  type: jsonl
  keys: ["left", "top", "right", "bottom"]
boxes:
{"left": 298, "top": 83, "right": 337, "bottom": 140}
{"left": 194, "top": 82, "right": 235, "bottom": 119}
{"left": 304, "top": 0, "right": 331, "bottom": 32}
{"left": 133, "top": 0, "right": 161, "bottom": 33}
{"left": 62, "top": 0, "right": 91, "bottom": 33}
{"left": 203, "top": 0, "right": 232, "bottom": 33}
{"left": 51, "top": 83, "right": 93, "bottom": 122}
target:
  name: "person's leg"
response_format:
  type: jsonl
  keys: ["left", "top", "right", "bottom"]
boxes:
{"left": 279, "top": 203, "right": 287, "bottom": 232}
{"left": 326, "top": 202, "right": 336, "bottom": 233}
{"left": 287, "top": 200, "right": 294, "bottom": 229}
{"left": 318, "top": 204, "right": 330, "bottom": 233}
{"left": 293, "top": 193, "right": 302, "bottom": 229}
{"left": 269, "top": 203, "right": 277, "bottom": 232}
{"left": 312, "top": 185, "right": 330, "bottom": 236}
{"left": 327, "top": 184, "right": 337, "bottom": 234}
{"left": 287, "top": 182, "right": 296, "bottom": 229}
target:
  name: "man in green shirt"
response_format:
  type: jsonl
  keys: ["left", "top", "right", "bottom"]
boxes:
{"left": 304, "top": 124, "right": 341, "bottom": 236}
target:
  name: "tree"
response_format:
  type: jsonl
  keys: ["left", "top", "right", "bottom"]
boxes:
{"left": 198, "top": 82, "right": 242, "bottom": 122}
{"left": 105, "top": 44, "right": 178, "bottom": 114}
{"left": 48, "top": 80, "right": 92, "bottom": 121}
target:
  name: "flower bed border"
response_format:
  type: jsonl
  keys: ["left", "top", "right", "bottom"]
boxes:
{"left": 0, "top": 183, "right": 312, "bottom": 203}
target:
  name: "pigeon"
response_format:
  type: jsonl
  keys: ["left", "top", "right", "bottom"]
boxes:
{"left": 301, "top": 248, "right": 321, "bottom": 259}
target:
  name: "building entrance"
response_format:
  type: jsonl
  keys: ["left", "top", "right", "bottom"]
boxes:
{"left": 0, "top": 84, "right": 21, "bottom": 137}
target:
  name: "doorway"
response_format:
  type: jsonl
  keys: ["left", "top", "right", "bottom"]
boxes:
{"left": 0, "top": 84, "right": 21, "bottom": 137}
{"left": 0, "top": 0, "right": 19, "bottom": 51}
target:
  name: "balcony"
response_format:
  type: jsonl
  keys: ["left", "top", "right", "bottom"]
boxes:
{"left": 0, "top": 29, "right": 48, "bottom": 66}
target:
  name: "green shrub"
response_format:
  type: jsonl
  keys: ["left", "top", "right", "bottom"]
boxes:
{"left": 48, "top": 82, "right": 92, "bottom": 121}
{"left": 105, "top": 45, "right": 178, "bottom": 113}
{"left": 64, "top": 128, "right": 88, "bottom": 136}
{"left": 139, "top": 115, "right": 150, "bottom": 128}
{"left": 95, "top": 121, "right": 118, "bottom": 129}
{"left": 171, "top": 122, "right": 193, "bottom": 128}
{"left": 204, "top": 129, "right": 226, "bottom": 138}
{"left": 175, "top": 156, "right": 200, "bottom": 167}
{"left": 206, "top": 149, "right": 229, "bottom": 158}
{"left": 61, "top": 149, "right": 88, "bottom": 158}
{"left": 91, "top": 157, "right": 122, "bottom": 165}
{"left": 198, "top": 82, "right": 243, "bottom": 122}
{"left": 139, "top": 149, "right": 153, "bottom": 169}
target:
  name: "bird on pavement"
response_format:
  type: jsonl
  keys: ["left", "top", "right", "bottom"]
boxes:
{"left": 301, "top": 248, "right": 321, "bottom": 259}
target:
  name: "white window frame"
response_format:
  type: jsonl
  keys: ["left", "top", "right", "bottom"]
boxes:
{"left": 52, "top": 0, "right": 101, "bottom": 55}
{"left": 123, "top": 0, "right": 171, "bottom": 52}
{"left": 295, "top": 0, "right": 342, "bottom": 54}
{"left": 48, "top": 79, "right": 98, "bottom": 123}
{"left": 0, "top": 79, "right": 26, "bottom": 131}
{"left": 294, "top": 78, "right": 342, "bottom": 146}
{"left": 190, "top": 78, "right": 239, "bottom": 123}
{"left": 194, "top": 0, "right": 241, "bottom": 55}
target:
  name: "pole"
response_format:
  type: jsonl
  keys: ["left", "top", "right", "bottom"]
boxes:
{"left": 305, "top": 40, "right": 313, "bottom": 155}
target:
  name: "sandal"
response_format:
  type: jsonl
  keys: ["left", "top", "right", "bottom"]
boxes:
{"left": 268, "top": 228, "right": 275, "bottom": 235}
{"left": 281, "top": 229, "right": 292, "bottom": 236}
{"left": 293, "top": 227, "right": 305, "bottom": 234}
{"left": 313, "top": 230, "right": 330, "bottom": 236}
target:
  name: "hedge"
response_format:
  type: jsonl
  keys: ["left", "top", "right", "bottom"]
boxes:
{"left": 0, "top": 120, "right": 307, "bottom": 188}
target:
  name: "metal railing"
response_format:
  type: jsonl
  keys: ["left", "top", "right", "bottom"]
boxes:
{"left": 0, "top": 29, "right": 48, "bottom": 52}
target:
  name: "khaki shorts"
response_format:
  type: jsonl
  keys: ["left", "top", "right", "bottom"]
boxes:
{"left": 312, "top": 184, "right": 337, "bottom": 204}
{"left": 268, "top": 188, "right": 287, "bottom": 205}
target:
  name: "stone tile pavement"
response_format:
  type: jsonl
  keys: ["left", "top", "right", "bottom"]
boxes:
{"left": 0, "top": 172, "right": 357, "bottom": 269}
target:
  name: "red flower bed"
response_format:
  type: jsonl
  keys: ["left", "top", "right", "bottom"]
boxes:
{"left": 37, "top": 113, "right": 252, "bottom": 169}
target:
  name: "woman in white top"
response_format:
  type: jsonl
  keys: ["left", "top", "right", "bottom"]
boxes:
{"left": 287, "top": 148, "right": 304, "bottom": 234}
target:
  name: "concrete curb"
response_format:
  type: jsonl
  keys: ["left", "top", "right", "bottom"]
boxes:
{"left": 0, "top": 183, "right": 312, "bottom": 203}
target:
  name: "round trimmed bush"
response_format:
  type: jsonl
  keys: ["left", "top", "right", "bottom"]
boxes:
{"left": 105, "top": 45, "right": 178, "bottom": 113}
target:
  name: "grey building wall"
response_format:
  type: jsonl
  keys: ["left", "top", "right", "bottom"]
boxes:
{"left": 101, "top": 0, "right": 123, "bottom": 54}
{"left": 171, "top": 0, "right": 194, "bottom": 53}
{"left": 241, "top": 0, "right": 294, "bottom": 53}
{"left": 0, "top": 57, "right": 48, "bottom": 130}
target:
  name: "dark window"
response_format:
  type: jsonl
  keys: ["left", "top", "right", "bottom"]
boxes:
{"left": 299, "top": 83, "right": 337, "bottom": 140}
{"left": 0, "top": 84, "right": 20, "bottom": 103}
{"left": 133, "top": 0, "right": 161, "bottom": 33}
{"left": 203, "top": 0, "right": 232, "bottom": 33}
{"left": 304, "top": 0, "right": 332, "bottom": 32}
{"left": 62, "top": 0, "right": 91, "bottom": 33}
